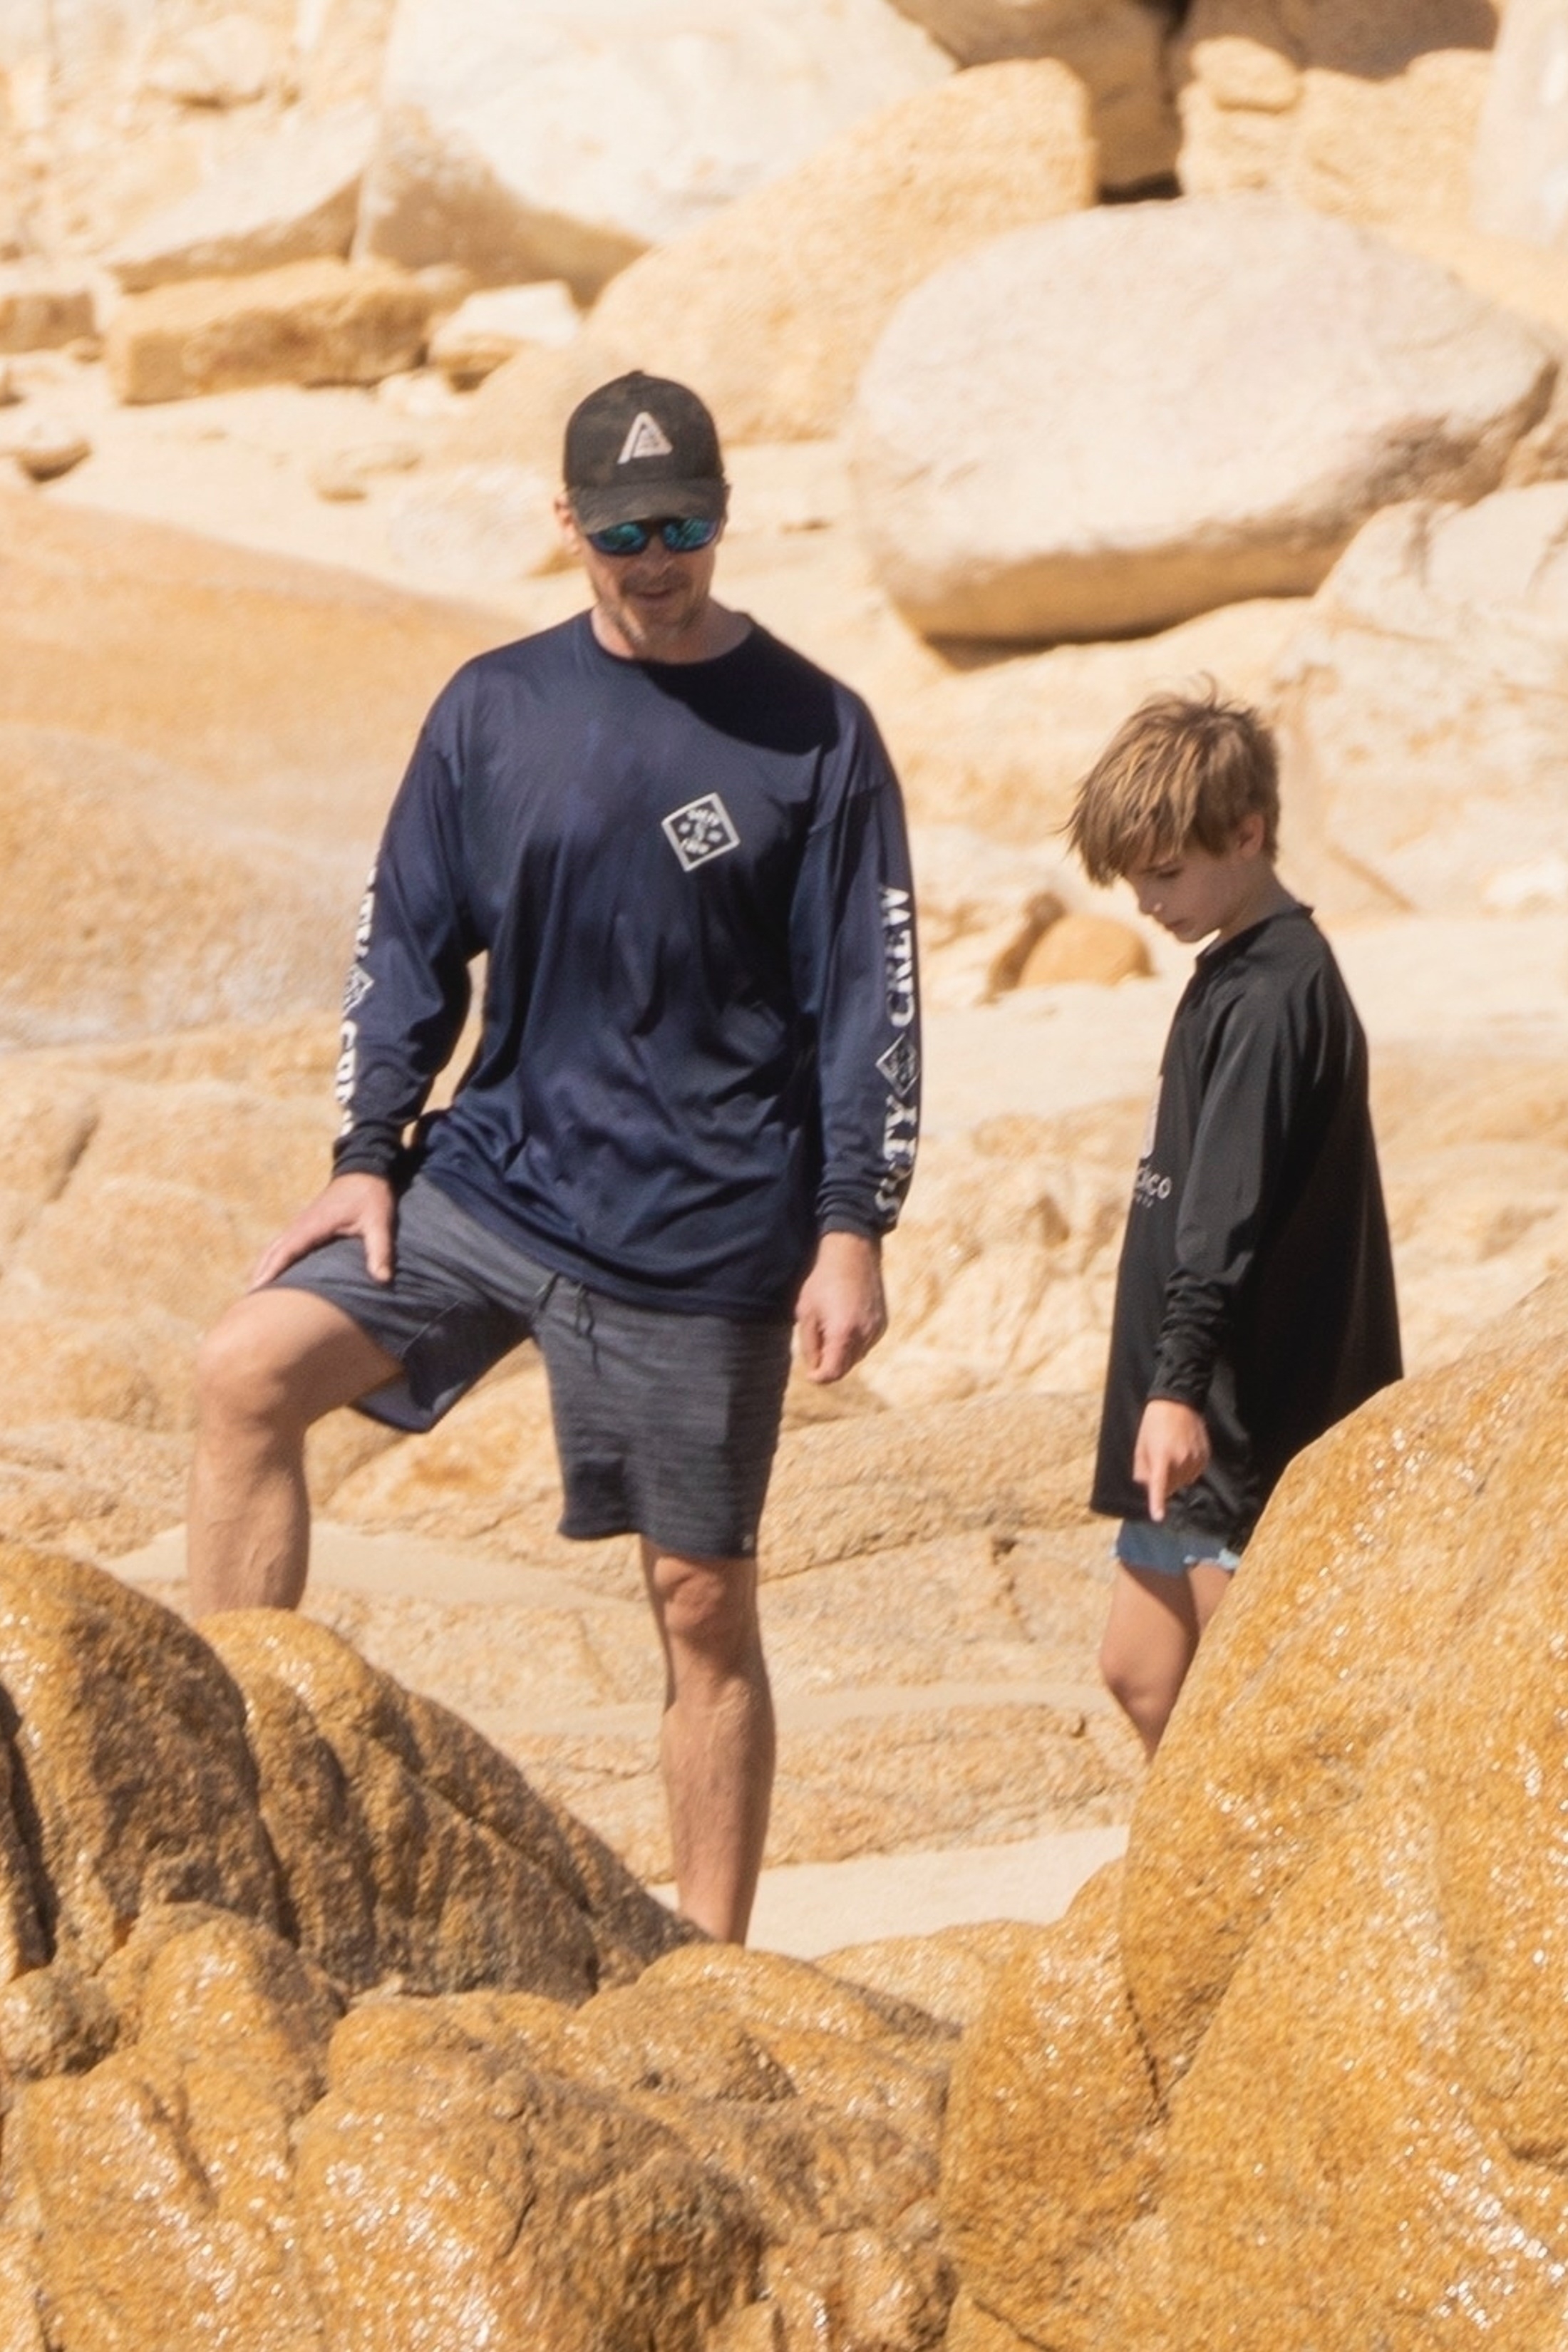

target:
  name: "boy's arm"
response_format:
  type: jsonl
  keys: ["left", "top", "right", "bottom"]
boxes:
{"left": 1145, "top": 978, "right": 1323, "bottom": 1463}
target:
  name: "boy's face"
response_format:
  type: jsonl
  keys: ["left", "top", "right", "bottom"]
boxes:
{"left": 1127, "top": 815, "right": 1272, "bottom": 947}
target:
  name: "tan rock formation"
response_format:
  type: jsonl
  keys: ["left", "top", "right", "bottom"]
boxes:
{"left": 1270, "top": 481, "right": 1568, "bottom": 914}
{"left": 1015, "top": 911, "right": 1151, "bottom": 986}
{"left": 356, "top": 0, "right": 952, "bottom": 299}
{"left": 0, "top": 1539, "right": 960, "bottom": 2348}
{"left": 429, "top": 280, "right": 581, "bottom": 386}
{"left": 0, "top": 268, "right": 93, "bottom": 354}
{"left": 106, "top": 103, "right": 377, "bottom": 292}
{"left": 570, "top": 62, "right": 1093, "bottom": 447}
{"left": 884, "top": 0, "right": 1179, "bottom": 188}
{"left": 1176, "top": 0, "right": 1500, "bottom": 240}
{"left": 850, "top": 192, "right": 1556, "bottom": 641}
{"left": 943, "top": 1264, "right": 1568, "bottom": 2351}
{"left": 106, "top": 257, "right": 436, "bottom": 403}
{"left": 0, "top": 493, "right": 500, "bottom": 1043}
{"left": 885, "top": 597, "right": 1304, "bottom": 839}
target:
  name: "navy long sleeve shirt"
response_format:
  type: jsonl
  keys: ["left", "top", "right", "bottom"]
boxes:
{"left": 331, "top": 614, "right": 919, "bottom": 1318}
{"left": 1092, "top": 905, "right": 1401, "bottom": 1547}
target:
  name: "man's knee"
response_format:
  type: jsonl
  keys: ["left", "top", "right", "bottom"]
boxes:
{"left": 195, "top": 1290, "right": 391, "bottom": 1439}
{"left": 646, "top": 1548, "right": 760, "bottom": 1663}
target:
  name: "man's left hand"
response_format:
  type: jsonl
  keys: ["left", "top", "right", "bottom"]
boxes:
{"left": 795, "top": 1232, "right": 887, "bottom": 1385}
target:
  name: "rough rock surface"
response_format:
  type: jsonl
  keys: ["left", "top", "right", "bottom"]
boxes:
{"left": 942, "top": 1263, "right": 1568, "bottom": 2351}
{"left": 106, "top": 103, "right": 378, "bottom": 292}
{"left": 106, "top": 257, "right": 438, "bottom": 403}
{"left": 0, "top": 1541, "right": 956, "bottom": 2351}
{"left": 355, "top": 0, "right": 952, "bottom": 298}
{"left": 0, "top": 490, "right": 500, "bottom": 1045}
{"left": 1175, "top": 0, "right": 1500, "bottom": 238}
{"left": 1271, "top": 482, "right": 1568, "bottom": 914}
{"left": 882, "top": 0, "right": 1179, "bottom": 190}
{"left": 0, "top": 268, "right": 93, "bottom": 354}
{"left": 850, "top": 193, "right": 1556, "bottom": 640}
{"left": 576, "top": 61, "right": 1094, "bottom": 445}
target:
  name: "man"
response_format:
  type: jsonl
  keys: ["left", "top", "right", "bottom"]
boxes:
{"left": 188, "top": 371, "right": 920, "bottom": 1944}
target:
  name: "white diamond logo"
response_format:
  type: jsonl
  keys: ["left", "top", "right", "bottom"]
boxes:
{"left": 877, "top": 1035, "right": 919, "bottom": 1099}
{"left": 662, "top": 794, "right": 740, "bottom": 872}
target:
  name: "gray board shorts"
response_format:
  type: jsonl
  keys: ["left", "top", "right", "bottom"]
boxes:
{"left": 272, "top": 1172, "right": 793, "bottom": 1560}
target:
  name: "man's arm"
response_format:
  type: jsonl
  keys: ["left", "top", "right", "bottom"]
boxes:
{"left": 254, "top": 698, "right": 480, "bottom": 1286}
{"left": 788, "top": 711, "right": 920, "bottom": 1383}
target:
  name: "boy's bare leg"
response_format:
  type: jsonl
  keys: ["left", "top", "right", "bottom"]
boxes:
{"left": 188, "top": 1288, "right": 401, "bottom": 1616}
{"left": 1100, "top": 1559, "right": 1233, "bottom": 1758}
{"left": 641, "top": 1539, "right": 775, "bottom": 1944}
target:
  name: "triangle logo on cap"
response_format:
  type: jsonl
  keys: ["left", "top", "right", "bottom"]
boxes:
{"left": 617, "top": 411, "right": 674, "bottom": 464}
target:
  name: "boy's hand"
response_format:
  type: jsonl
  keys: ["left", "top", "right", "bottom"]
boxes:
{"left": 1134, "top": 1398, "right": 1211, "bottom": 1522}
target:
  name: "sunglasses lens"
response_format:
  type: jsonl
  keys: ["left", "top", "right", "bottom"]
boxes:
{"left": 584, "top": 515, "right": 721, "bottom": 556}
{"left": 587, "top": 520, "right": 651, "bottom": 555}
{"left": 661, "top": 515, "right": 721, "bottom": 552}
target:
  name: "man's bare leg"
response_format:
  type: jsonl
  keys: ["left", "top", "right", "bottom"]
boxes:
{"left": 641, "top": 1540, "right": 775, "bottom": 1944}
{"left": 1099, "top": 1559, "right": 1233, "bottom": 1758}
{"left": 187, "top": 1287, "right": 401, "bottom": 1616}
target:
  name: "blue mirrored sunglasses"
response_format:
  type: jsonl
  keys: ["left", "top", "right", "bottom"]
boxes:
{"left": 584, "top": 515, "right": 722, "bottom": 556}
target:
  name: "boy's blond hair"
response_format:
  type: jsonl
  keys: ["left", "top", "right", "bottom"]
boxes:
{"left": 1066, "top": 680, "right": 1279, "bottom": 886}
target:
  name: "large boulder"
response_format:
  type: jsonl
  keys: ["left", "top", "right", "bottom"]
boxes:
{"left": 580, "top": 61, "right": 1094, "bottom": 443}
{"left": 882, "top": 0, "right": 1180, "bottom": 190}
{"left": 1270, "top": 481, "right": 1568, "bottom": 915}
{"left": 105, "top": 103, "right": 378, "bottom": 292}
{"left": 355, "top": 0, "right": 952, "bottom": 300}
{"left": 1473, "top": 0, "right": 1568, "bottom": 249}
{"left": 942, "top": 1264, "right": 1568, "bottom": 2351}
{"left": 105, "top": 256, "right": 437, "bottom": 402}
{"left": 1175, "top": 0, "right": 1500, "bottom": 238}
{"left": 0, "top": 1542, "right": 958, "bottom": 2348}
{"left": 849, "top": 193, "right": 1557, "bottom": 641}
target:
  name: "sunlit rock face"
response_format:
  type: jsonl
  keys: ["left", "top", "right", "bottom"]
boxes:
{"left": 1175, "top": 0, "right": 1500, "bottom": 240}
{"left": 0, "top": 496, "right": 498, "bottom": 1049}
{"left": 574, "top": 61, "right": 1095, "bottom": 446}
{"left": 1272, "top": 482, "right": 1568, "bottom": 916}
{"left": 944, "top": 1265, "right": 1568, "bottom": 2351}
{"left": 355, "top": 0, "right": 952, "bottom": 298}
{"left": 850, "top": 194, "right": 1557, "bottom": 641}
{"left": 0, "top": 1543, "right": 959, "bottom": 2349}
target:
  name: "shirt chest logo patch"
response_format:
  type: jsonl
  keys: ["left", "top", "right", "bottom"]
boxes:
{"left": 662, "top": 793, "right": 739, "bottom": 872}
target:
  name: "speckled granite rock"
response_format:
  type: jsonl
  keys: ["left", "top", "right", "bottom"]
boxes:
{"left": 943, "top": 1264, "right": 1568, "bottom": 2351}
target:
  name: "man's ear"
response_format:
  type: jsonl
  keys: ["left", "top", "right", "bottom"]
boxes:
{"left": 555, "top": 494, "right": 581, "bottom": 556}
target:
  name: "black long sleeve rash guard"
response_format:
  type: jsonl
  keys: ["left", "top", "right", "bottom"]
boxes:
{"left": 331, "top": 614, "right": 920, "bottom": 1319}
{"left": 1092, "top": 904, "right": 1401, "bottom": 1547}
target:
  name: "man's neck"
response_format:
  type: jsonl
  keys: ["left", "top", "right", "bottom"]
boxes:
{"left": 590, "top": 598, "right": 751, "bottom": 666}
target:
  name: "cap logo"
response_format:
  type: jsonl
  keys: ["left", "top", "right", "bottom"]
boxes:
{"left": 618, "top": 411, "right": 674, "bottom": 464}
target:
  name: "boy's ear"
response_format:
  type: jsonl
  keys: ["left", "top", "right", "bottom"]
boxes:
{"left": 1233, "top": 811, "right": 1267, "bottom": 859}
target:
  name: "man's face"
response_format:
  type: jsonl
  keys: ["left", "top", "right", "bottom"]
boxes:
{"left": 557, "top": 500, "right": 723, "bottom": 661}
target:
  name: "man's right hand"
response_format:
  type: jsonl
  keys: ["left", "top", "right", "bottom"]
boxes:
{"left": 248, "top": 1172, "right": 398, "bottom": 1291}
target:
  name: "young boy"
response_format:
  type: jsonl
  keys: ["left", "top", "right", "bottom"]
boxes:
{"left": 1067, "top": 684, "right": 1401, "bottom": 1756}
